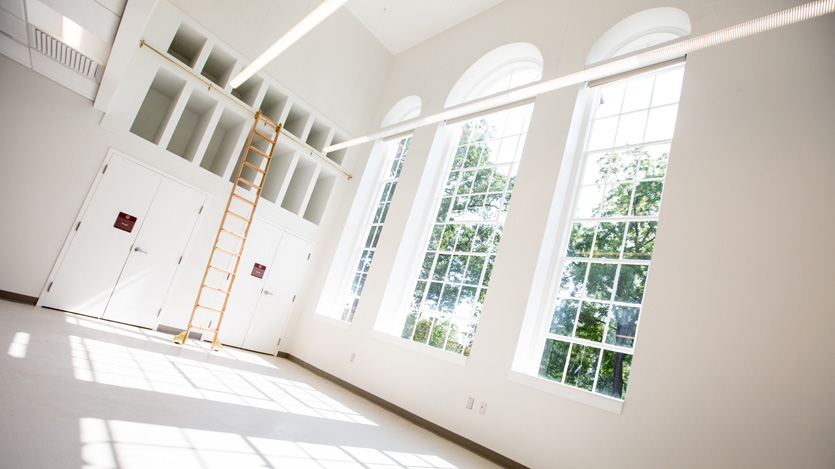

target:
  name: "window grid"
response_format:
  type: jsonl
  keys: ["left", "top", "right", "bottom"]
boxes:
{"left": 402, "top": 105, "right": 533, "bottom": 356}
{"left": 538, "top": 64, "right": 684, "bottom": 399}
{"left": 340, "top": 137, "right": 411, "bottom": 322}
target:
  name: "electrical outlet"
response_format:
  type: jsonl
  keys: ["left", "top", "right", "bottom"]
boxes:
{"left": 479, "top": 402, "right": 487, "bottom": 414}
{"left": 350, "top": 353, "right": 356, "bottom": 362}
{"left": 466, "top": 397, "right": 475, "bottom": 410}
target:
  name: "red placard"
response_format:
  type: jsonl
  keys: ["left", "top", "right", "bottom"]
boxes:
{"left": 114, "top": 212, "right": 137, "bottom": 233}
{"left": 251, "top": 263, "right": 266, "bottom": 279}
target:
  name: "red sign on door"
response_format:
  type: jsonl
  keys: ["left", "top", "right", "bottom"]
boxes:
{"left": 251, "top": 263, "right": 266, "bottom": 279}
{"left": 114, "top": 212, "right": 137, "bottom": 233}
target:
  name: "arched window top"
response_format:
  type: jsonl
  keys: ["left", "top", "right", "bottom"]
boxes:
{"left": 381, "top": 95, "right": 422, "bottom": 128}
{"left": 586, "top": 7, "right": 691, "bottom": 65}
{"left": 445, "top": 42, "right": 543, "bottom": 108}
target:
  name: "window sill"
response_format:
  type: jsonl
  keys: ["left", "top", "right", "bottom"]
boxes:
{"left": 371, "top": 331, "right": 469, "bottom": 366}
{"left": 508, "top": 370, "right": 624, "bottom": 414}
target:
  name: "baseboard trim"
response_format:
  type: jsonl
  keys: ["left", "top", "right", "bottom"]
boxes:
{"left": 0, "top": 290, "right": 38, "bottom": 305}
{"left": 279, "top": 353, "right": 529, "bottom": 469}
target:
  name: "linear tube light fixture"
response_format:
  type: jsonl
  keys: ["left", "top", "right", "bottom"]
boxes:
{"left": 230, "top": 0, "right": 350, "bottom": 88}
{"left": 325, "top": 0, "right": 834, "bottom": 153}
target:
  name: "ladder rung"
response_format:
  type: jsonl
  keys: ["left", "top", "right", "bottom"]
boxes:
{"left": 195, "top": 305, "right": 224, "bottom": 314}
{"left": 213, "top": 246, "right": 241, "bottom": 258}
{"left": 232, "top": 193, "right": 256, "bottom": 205}
{"left": 237, "top": 177, "right": 261, "bottom": 189}
{"left": 243, "top": 160, "right": 267, "bottom": 174}
{"left": 253, "top": 129, "right": 275, "bottom": 142}
{"left": 247, "top": 145, "right": 271, "bottom": 158}
{"left": 220, "top": 229, "right": 245, "bottom": 240}
{"left": 201, "top": 285, "right": 231, "bottom": 295}
{"left": 208, "top": 265, "right": 237, "bottom": 276}
{"left": 226, "top": 210, "right": 251, "bottom": 223}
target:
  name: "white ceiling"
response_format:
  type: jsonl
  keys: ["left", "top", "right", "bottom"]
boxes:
{"left": 345, "top": 0, "right": 507, "bottom": 56}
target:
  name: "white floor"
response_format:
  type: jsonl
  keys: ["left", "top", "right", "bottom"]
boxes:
{"left": 0, "top": 299, "right": 501, "bottom": 469}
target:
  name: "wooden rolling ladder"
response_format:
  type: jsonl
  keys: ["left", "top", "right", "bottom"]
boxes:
{"left": 173, "top": 111, "right": 281, "bottom": 350}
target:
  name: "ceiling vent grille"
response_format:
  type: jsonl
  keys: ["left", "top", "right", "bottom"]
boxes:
{"left": 33, "top": 28, "right": 99, "bottom": 78}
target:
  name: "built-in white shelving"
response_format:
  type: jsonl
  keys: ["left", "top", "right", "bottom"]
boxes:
{"left": 106, "top": 2, "right": 353, "bottom": 228}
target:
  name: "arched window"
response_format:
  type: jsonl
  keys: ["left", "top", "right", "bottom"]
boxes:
{"left": 398, "top": 44, "right": 542, "bottom": 356}
{"left": 338, "top": 96, "right": 421, "bottom": 322}
{"left": 516, "top": 8, "right": 690, "bottom": 404}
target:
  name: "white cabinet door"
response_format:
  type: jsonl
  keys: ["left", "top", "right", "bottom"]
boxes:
{"left": 102, "top": 178, "right": 205, "bottom": 328}
{"left": 241, "top": 233, "right": 312, "bottom": 354}
{"left": 218, "top": 219, "right": 283, "bottom": 348}
{"left": 43, "top": 156, "right": 162, "bottom": 317}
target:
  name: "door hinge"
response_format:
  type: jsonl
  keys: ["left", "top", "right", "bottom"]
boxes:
{"left": 198, "top": 206, "right": 203, "bottom": 214}
{"left": 276, "top": 338, "right": 281, "bottom": 346}
{"left": 75, "top": 221, "right": 81, "bottom": 231}
{"left": 292, "top": 295, "right": 296, "bottom": 303}
{"left": 307, "top": 253, "right": 311, "bottom": 260}
{"left": 157, "top": 308, "right": 162, "bottom": 317}
{"left": 178, "top": 256, "right": 183, "bottom": 265}
{"left": 208, "top": 320, "right": 213, "bottom": 329}
{"left": 102, "top": 164, "right": 108, "bottom": 174}
{"left": 47, "top": 282, "right": 53, "bottom": 292}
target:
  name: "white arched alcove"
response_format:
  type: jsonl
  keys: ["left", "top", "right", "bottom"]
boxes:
{"left": 586, "top": 7, "right": 691, "bottom": 65}
{"left": 381, "top": 95, "right": 422, "bottom": 128}
{"left": 445, "top": 42, "right": 543, "bottom": 108}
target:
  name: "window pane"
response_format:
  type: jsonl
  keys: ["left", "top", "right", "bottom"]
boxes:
{"left": 610, "top": 150, "right": 639, "bottom": 181}
{"left": 592, "top": 222, "right": 625, "bottom": 259}
{"left": 566, "top": 222, "right": 595, "bottom": 257}
{"left": 582, "top": 152, "right": 610, "bottom": 185}
{"left": 473, "top": 225, "right": 494, "bottom": 252}
{"left": 413, "top": 318, "right": 432, "bottom": 344}
{"left": 575, "top": 185, "right": 604, "bottom": 218}
{"left": 614, "top": 110, "right": 648, "bottom": 147}
{"left": 447, "top": 255, "right": 467, "bottom": 282}
{"left": 586, "top": 263, "right": 617, "bottom": 301}
{"left": 482, "top": 255, "right": 495, "bottom": 286}
{"left": 427, "top": 226, "right": 443, "bottom": 250}
{"left": 559, "top": 261, "right": 587, "bottom": 298}
{"left": 440, "top": 224, "right": 458, "bottom": 251}
{"left": 458, "top": 286, "right": 477, "bottom": 316}
{"left": 439, "top": 284, "right": 460, "bottom": 313}
{"left": 615, "top": 265, "right": 648, "bottom": 304}
{"left": 418, "top": 253, "right": 434, "bottom": 280}
{"left": 637, "top": 144, "right": 670, "bottom": 179}
{"left": 632, "top": 181, "right": 663, "bottom": 216}
{"left": 549, "top": 299, "right": 579, "bottom": 336}
{"left": 412, "top": 281, "right": 426, "bottom": 308}
{"left": 651, "top": 68, "right": 684, "bottom": 106}
{"left": 575, "top": 301, "right": 608, "bottom": 342}
{"left": 538, "top": 339, "right": 570, "bottom": 382}
{"left": 600, "top": 182, "right": 633, "bottom": 217}
{"left": 623, "top": 221, "right": 656, "bottom": 260}
{"left": 433, "top": 254, "right": 450, "bottom": 281}
{"left": 621, "top": 75, "right": 654, "bottom": 112}
{"left": 464, "top": 256, "right": 485, "bottom": 285}
{"left": 436, "top": 197, "right": 451, "bottom": 222}
{"left": 595, "top": 350, "right": 632, "bottom": 399}
{"left": 596, "top": 83, "right": 625, "bottom": 118}
{"left": 401, "top": 312, "right": 418, "bottom": 339}
{"left": 605, "top": 305, "right": 640, "bottom": 348}
{"left": 564, "top": 344, "right": 602, "bottom": 391}
{"left": 587, "top": 116, "right": 617, "bottom": 151}
{"left": 644, "top": 104, "right": 678, "bottom": 142}
{"left": 425, "top": 282, "right": 442, "bottom": 308}
{"left": 496, "top": 136, "right": 520, "bottom": 164}
{"left": 455, "top": 225, "right": 475, "bottom": 252}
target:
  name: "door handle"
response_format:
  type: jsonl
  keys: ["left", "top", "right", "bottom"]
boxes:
{"left": 263, "top": 290, "right": 274, "bottom": 296}
{"left": 133, "top": 247, "right": 149, "bottom": 254}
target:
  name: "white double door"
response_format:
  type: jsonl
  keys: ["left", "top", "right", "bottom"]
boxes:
{"left": 217, "top": 218, "right": 312, "bottom": 355}
{"left": 42, "top": 155, "right": 205, "bottom": 328}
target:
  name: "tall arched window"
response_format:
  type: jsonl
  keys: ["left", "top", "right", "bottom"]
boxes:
{"left": 399, "top": 44, "right": 543, "bottom": 356}
{"left": 518, "top": 8, "right": 690, "bottom": 402}
{"left": 338, "top": 97, "right": 421, "bottom": 322}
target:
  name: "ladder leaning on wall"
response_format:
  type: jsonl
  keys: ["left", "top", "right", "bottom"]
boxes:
{"left": 173, "top": 111, "right": 281, "bottom": 351}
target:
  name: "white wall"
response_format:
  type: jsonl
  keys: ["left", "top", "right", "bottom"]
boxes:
{"left": 286, "top": 0, "right": 835, "bottom": 467}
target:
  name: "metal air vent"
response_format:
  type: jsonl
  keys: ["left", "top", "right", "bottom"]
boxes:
{"left": 33, "top": 28, "right": 99, "bottom": 79}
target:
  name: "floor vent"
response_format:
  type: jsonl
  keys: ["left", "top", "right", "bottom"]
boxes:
{"left": 33, "top": 28, "right": 99, "bottom": 78}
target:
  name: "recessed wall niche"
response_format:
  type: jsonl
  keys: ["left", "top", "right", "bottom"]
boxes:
{"left": 261, "top": 87, "right": 289, "bottom": 126}
{"left": 325, "top": 133, "right": 348, "bottom": 165}
{"left": 305, "top": 119, "right": 331, "bottom": 152}
{"left": 201, "top": 46, "right": 236, "bottom": 88}
{"left": 283, "top": 105, "right": 311, "bottom": 139}
{"left": 130, "top": 69, "right": 185, "bottom": 144}
{"left": 281, "top": 158, "right": 316, "bottom": 214}
{"left": 261, "top": 140, "right": 297, "bottom": 204}
{"left": 303, "top": 172, "right": 336, "bottom": 225}
{"left": 201, "top": 109, "right": 247, "bottom": 177}
{"left": 167, "top": 90, "right": 216, "bottom": 161}
{"left": 231, "top": 77, "right": 263, "bottom": 107}
{"left": 167, "top": 23, "right": 205, "bottom": 68}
